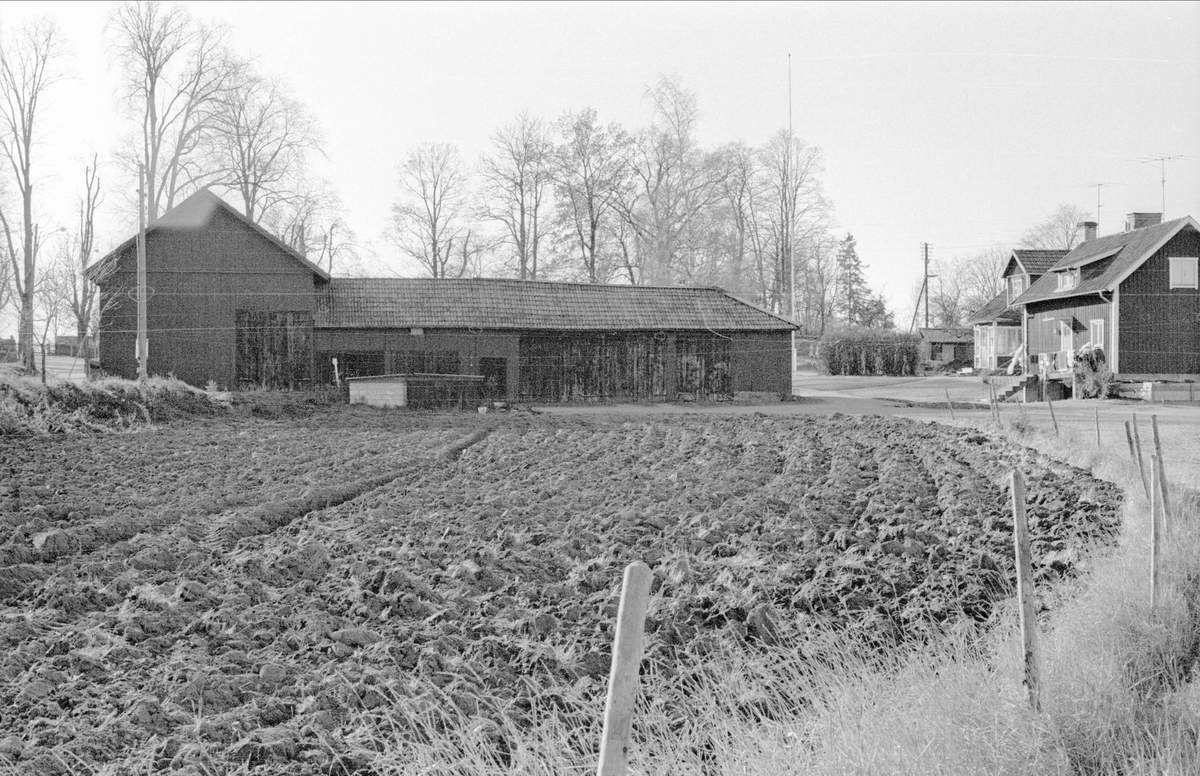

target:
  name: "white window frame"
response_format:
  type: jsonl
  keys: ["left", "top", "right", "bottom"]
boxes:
{"left": 1009, "top": 275, "right": 1025, "bottom": 304}
{"left": 1059, "top": 320, "right": 1073, "bottom": 354}
{"left": 1168, "top": 256, "right": 1199, "bottom": 289}
{"left": 1055, "top": 270, "right": 1077, "bottom": 291}
{"left": 1090, "top": 318, "right": 1105, "bottom": 352}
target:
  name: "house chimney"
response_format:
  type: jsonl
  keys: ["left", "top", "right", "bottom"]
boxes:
{"left": 1124, "top": 212, "right": 1163, "bottom": 232}
{"left": 1079, "top": 221, "right": 1098, "bottom": 243}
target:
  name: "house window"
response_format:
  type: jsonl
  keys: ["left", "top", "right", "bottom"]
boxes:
{"left": 1090, "top": 318, "right": 1105, "bottom": 352}
{"left": 1056, "top": 270, "right": 1077, "bottom": 291}
{"left": 1169, "top": 257, "right": 1199, "bottom": 289}
{"left": 1008, "top": 275, "right": 1025, "bottom": 304}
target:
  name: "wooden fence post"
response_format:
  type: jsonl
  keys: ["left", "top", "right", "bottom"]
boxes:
{"left": 1131, "top": 415, "right": 1151, "bottom": 500}
{"left": 1046, "top": 393, "right": 1059, "bottom": 436}
{"left": 597, "top": 561, "right": 653, "bottom": 776}
{"left": 1150, "top": 455, "right": 1160, "bottom": 611}
{"left": 1010, "top": 471, "right": 1041, "bottom": 712}
{"left": 1151, "top": 415, "right": 1171, "bottom": 524}
{"left": 945, "top": 387, "right": 956, "bottom": 421}
{"left": 1124, "top": 420, "right": 1137, "bottom": 464}
{"left": 1095, "top": 407, "right": 1101, "bottom": 447}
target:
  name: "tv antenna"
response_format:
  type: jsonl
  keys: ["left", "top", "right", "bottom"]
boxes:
{"left": 1132, "top": 154, "right": 1195, "bottom": 216}
{"left": 1080, "top": 182, "right": 1118, "bottom": 226}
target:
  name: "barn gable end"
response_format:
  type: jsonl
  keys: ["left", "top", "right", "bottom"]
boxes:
{"left": 94, "top": 190, "right": 325, "bottom": 388}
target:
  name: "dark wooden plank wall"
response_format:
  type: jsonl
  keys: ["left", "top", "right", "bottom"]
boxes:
{"left": 1026, "top": 296, "right": 1110, "bottom": 361}
{"left": 314, "top": 330, "right": 520, "bottom": 399}
{"left": 518, "top": 333, "right": 669, "bottom": 402}
{"left": 97, "top": 206, "right": 318, "bottom": 388}
{"left": 1118, "top": 228, "right": 1200, "bottom": 374}
{"left": 235, "top": 311, "right": 314, "bottom": 389}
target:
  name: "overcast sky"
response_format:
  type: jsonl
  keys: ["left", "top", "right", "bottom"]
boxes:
{"left": 3, "top": 0, "right": 1199, "bottom": 335}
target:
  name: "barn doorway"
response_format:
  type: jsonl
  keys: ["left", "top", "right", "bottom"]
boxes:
{"left": 479, "top": 357, "right": 507, "bottom": 402}
{"left": 235, "top": 310, "right": 314, "bottom": 389}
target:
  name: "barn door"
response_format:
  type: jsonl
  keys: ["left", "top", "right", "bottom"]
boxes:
{"left": 675, "top": 334, "right": 732, "bottom": 401}
{"left": 236, "top": 311, "right": 314, "bottom": 389}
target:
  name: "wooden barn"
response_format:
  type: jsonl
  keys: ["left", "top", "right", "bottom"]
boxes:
{"left": 1013, "top": 214, "right": 1200, "bottom": 389}
{"left": 89, "top": 190, "right": 797, "bottom": 402}
{"left": 87, "top": 190, "right": 329, "bottom": 389}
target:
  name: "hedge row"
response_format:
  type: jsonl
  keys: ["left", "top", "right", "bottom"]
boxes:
{"left": 818, "top": 329, "right": 921, "bottom": 376}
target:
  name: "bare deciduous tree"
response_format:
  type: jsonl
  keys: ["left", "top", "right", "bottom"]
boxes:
{"left": 621, "top": 75, "right": 725, "bottom": 285}
{"left": 761, "top": 129, "right": 829, "bottom": 314}
{"left": 60, "top": 156, "right": 107, "bottom": 378}
{"left": 1019, "top": 204, "right": 1090, "bottom": 251}
{"left": 479, "top": 111, "right": 550, "bottom": 280}
{"left": 387, "top": 143, "right": 471, "bottom": 278}
{"left": 927, "top": 245, "right": 1008, "bottom": 327}
{"left": 550, "top": 108, "right": 631, "bottom": 283}
{"left": 216, "top": 69, "right": 320, "bottom": 223}
{"left": 0, "top": 16, "right": 65, "bottom": 372}
{"left": 709, "top": 140, "right": 764, "bottom": 299}
{"left": 110, "top": 0, "right": 240, "bottom": 220}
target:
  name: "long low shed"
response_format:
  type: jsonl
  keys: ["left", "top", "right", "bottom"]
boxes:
{"left": 315, "top": 278, "right": 798, "bottom": 403}
{"left": 89, "top": 190, "right": 800, "bottom": 400}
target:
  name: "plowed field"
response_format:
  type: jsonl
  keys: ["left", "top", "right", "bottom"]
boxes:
{"left": 0, "top": 411, "right": 1121, "bottom": 774}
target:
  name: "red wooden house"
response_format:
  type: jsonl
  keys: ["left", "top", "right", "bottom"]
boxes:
{"left": 1013, "top": 213, "right": 1200, "bottom": 391}
{"left": 968, "top": 249, "right": 1067, "bottom": 371}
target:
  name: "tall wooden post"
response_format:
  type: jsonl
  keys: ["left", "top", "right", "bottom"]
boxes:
{"left": 1150, "top": 455, "right": 1160, "bottom": 611}
{"left": 1095, "top": 407, "right": 1101, "bottom": 447}
{"left": 1131, "top": 415, "right": 1151, "bottom": 500}
{"left": 1010, "top": 471, "right": 1040, "bottom": 712}
{"left": 944, "top": 387, "right": 956, "bottom": 421}
{"left": 1046, "top": 393, "right": 1059, "bottom": 436}
{"left": 597, "top": 562, "right": 653, "bottom": 776}
{"left": 1150, "top": 416, "right": 1171, "bottom": 524}
{"left": 1124, "top": 420, "right": 1137, "bottom": 463}
{"left": 136, "top": 163, "right": 148, "bottom": 381}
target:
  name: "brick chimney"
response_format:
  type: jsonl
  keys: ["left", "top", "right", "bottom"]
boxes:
{"left": 1079, "top": 221, "right": 1098, "bottom": 243}
{"left": 1125, "top": 212, "right": 1162, "bottom": 231}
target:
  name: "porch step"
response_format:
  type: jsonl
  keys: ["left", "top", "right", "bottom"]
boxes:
{"left": 984, "top": 374, "right": 1038, "bottom": 402}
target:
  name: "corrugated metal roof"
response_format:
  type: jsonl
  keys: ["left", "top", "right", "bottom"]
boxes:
{"left": 1015, "top": 217, "right": 1197, "bottom": 305}
{"left": 966, "top": 290, "right": 1020, "bottom": 326}
{"left": 315, "top": 278, "right": 798, "bottom": 331}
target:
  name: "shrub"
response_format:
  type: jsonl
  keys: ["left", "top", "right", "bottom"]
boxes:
{"left": 818, "top": 328, "right": 920, "bottom": 376}
{"left": 1074, "top": 348, "right": 1117, "bottom": 399}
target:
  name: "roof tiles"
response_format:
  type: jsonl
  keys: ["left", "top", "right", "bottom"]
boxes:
{"left": 315, "top": 278, "right": 797, "bottom": 331}
{"left": 1016, "top": 217, "right": 1197, "bottom": 305}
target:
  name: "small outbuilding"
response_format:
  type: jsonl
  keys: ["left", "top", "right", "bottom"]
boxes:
{"left": 919, "top": 327, "right": 973, "bottom": 367}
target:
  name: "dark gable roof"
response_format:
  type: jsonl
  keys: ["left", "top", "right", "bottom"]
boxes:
{"left": 1012, "top": 249, "right": 1069, "bottom": 275}
{"left": 315, "top": 278, "right": 798, "bottom": 331}
{"left": 1015, "top": 217, "right": 1198, "bottom": 305}
{"left": 85, "top": 189, "right": 330, "bottom": 282}
{"left": 966, "top": 290, "right": 1020, "bottom": 326}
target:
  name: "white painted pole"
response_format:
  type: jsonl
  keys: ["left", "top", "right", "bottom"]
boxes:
{"left": 1010, "top": 471, "right": 1041, "bottom": 712}
{"left": 597, "top": 561, "right": 653, "bottom": 776}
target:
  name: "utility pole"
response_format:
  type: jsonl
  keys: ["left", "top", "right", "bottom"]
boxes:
{"left": 137, "top": 163, "right": 148, "bottom": 381}
{"left": 923, "top": 243, "right": 931, "bottom": 328}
